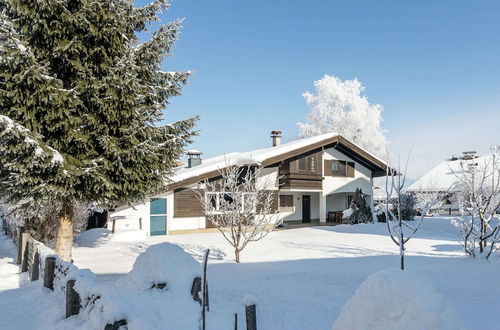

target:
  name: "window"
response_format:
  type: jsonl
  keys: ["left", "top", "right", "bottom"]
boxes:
{"left": 205, "top": 192, "right": 256, "bottom": 213}
{"left": 298, "top": 155, "right": 316, "bottom": 172}
{"left": 329, "top": 160, "right": 355, "bottom": 177}
{"left": 150, "top": 198, "right": 167, "bottom": 235}
{"left": 332, "top": 160, "right": 347, "bottom": 176}
{"left": 298, "top": 157, "right": 306, "bottom": 171}
{"left": 279, "top": 195, "right": 294, "bottom": 211}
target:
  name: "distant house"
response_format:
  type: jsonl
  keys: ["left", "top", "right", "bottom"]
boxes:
{"left": 406, "top": 151, "right": 491, "bottom": 214}
{"left": 109, "top": 131, "right": 388, "bottom": 236}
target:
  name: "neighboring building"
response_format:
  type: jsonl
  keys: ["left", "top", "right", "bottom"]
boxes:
{"left": 109, "top": 132, "right": 387, "bottom": 235}
{"left": 406, "top": 151, "right": 492, "bottom": 214}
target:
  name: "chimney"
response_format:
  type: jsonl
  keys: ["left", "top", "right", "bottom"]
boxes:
{"left": 271, "top": 130, "right": 282, "bottom": 147}
{"left": 462, "top": 151, "right": 477, "bottom": 160}
{"left": 187, "top": 150, "right": 202, "bottom": 168}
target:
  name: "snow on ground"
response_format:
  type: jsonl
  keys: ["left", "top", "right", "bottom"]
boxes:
{"left": 69, "top": 217, "right": 500, "bottom": 330}
{"left": 1, "top": 217, "right": 500, "bottom": 329}
{"left": 0, "top": 226, "right": 68, "bottom": 330}
{"left": 333, "top": 269, "right": 465, "bottom": 330}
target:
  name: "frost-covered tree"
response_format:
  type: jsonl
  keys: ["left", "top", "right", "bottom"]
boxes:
{"left": 197, "top": 163, "right": 281, "bottom": 263}
{"left": 297, "top": 75, "right": 386, "bottom": 158}
{"left": 452, "top": 148, "right": 500, "bottom": 259}
{"left": 382, "top": 152, "right": 443, "bottom": 270}
{"left": 0, "top": 0, "right": 196, "bottom": 261}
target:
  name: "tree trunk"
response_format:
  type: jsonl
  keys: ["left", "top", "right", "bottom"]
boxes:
{"left": 55, "top": 200, "right": 74, "bottom": 262}
{"left": 235, "top": 249, "right": 240, "bottom": 263}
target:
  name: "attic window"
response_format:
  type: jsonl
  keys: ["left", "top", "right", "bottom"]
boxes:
{"left": 298, "top": 155, "right": 316, "bottom": 172}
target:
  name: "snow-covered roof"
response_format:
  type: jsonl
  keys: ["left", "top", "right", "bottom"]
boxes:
{"left": 169, "top": 132, "right": 386, "bottom": 188}
{"left": 406, "top": 154, "right": 494, "bottom": 192}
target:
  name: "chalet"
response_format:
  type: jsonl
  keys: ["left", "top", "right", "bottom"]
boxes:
{"left": 406, "top": 151, "right": 491, "bottom": 214}
{"left": 109, "top": 131, "right": 388, "bottom": 235}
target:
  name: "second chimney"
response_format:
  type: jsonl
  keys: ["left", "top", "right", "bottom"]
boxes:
{"left": 271, "top": 130, "right": 282, "bottom": 147}
{"left": 187, "top": 150, "right": 202, "bottom": 168}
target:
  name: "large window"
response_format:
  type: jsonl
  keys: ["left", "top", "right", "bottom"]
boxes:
{"left": 205, "top": 192, "right": 256, "bottom": 213}
{"left": 330, "top": 160, "right": 355, "bottom": 177}
{"left": 298, "top": 155, "right": 316, "bottom": 172}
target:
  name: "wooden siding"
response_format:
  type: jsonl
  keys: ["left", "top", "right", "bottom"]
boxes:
{"left": 346, "top": 161, "right": 355, "bottom": 177}
{"left": 279, "top": 178, "right": 322, "bottom": 190}
{"left": 174, "top": 188, "right": 204, "bottom": 218}
{"left": 324, "top": 160, "right": 355, "bottom": 178}
{"left": 279, "top": 150, "right": 323, "bottom": 190}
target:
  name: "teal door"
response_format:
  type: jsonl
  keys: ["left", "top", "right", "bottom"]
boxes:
{"left": 150, "top": 198, "right": 167, "bottom": 235}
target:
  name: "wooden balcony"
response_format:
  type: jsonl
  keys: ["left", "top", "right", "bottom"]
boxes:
{"left": 279, "top": 175, "right": 323, "bottom": 190}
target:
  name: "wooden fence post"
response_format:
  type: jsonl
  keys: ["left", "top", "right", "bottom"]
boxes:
{"left": 191, "top": 277, "right": 202, "bottom": 304}
{"left": 66, "top": 279, "right": 81, "bottom": 318}
{"left": 44, "top": 256, "right": 56, "bottom": 290}
{"left": 21, "top": 238, "right": 30, "bottom": 272}
{"left": 105, "top": 319, "right": 128, "bottom": 330}
{"left": 31, "top": 250, "right": 40, "bottom": 281}
{"left": 245, "top": 304, "right": 257, "bottom": 330}
{"left": 234, "top": 313, "right": 238, "bottom": 330}
{"left": 16, "top": 226, "right": 25, "bottom": 264}
{"left": 201, "top": 249, "right": 210, "bottom": 330}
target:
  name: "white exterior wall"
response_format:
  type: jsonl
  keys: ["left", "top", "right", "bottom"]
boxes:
{"left": 110, "top": 202, "right": 148, "bottom": 232}
{"left": 322, "top": 147, "right": 374, "bottom": 198}
{"left": 109, "top": 191, "right": 177, "bottom": 236}
{"left": 279, "top": 191, "right": 320, "bottom": 222}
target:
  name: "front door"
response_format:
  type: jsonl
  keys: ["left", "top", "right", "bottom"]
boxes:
{"left": 302, "top": 195, "right": 311, "bottom": 223}
{"left": 150, "top": 198, "right": 167, "bottom": 235}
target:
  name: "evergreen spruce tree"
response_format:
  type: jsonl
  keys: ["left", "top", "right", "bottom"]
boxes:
{"left": 0, "top": 0, "right": 197, "bottom": 260}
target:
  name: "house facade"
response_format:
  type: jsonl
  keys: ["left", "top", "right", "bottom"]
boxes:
{"left": 109, "top": 132, "right": 387, "bottom": 235}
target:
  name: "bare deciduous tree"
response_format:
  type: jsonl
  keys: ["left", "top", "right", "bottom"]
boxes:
{"left": 452, "top": 147, "right": 500, "bottom": 259}
{"left": 196, "top": 163, "right": 282, "bottom": 262}
{"left": 381, "top": 152, "right": 443, "bottom": 270}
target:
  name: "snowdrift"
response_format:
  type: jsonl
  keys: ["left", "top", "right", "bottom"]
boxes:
{"left": 105, "top": 243, "right": 202, "bottom": 329}
{"left": 333, "top": 269, "right": 465, "bottom": 330}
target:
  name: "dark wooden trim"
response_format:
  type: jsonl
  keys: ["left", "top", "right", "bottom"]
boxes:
{"left": 347, "top": 161, "right": 355, "bottom": 177}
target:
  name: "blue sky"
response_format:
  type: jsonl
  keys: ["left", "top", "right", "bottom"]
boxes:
{"left": 138, "top": 0, "right": 500, "bottom": 178}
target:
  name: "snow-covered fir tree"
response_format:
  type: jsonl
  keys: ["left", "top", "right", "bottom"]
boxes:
{"left": 297, "top": 75, "right": 386, "bottom": 158}
{"left": 0, "top": 0, "right": 197, "bottom": 260}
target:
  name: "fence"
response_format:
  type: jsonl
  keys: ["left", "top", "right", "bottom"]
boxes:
{"left": 2, "top": 216, "right": 259, "bottom": 330}
{"left": 2, "top": 216, "right": 128, "bottom": 329}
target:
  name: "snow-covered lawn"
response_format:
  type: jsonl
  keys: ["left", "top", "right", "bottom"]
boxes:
{"left": 1, "top": 217, "right": 500, "bottom": 329}
{"left": 70, "top": 217, "right": 500, "bottom": 329}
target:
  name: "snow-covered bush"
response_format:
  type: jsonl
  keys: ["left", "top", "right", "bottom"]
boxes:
{"left": 398, "top": 191, "right": 418, "bottom": 221}
{"left": 107, "top": 243, "right": 202, "bottom": 329}
{"left": 343, "top": 188, "right": 372, "bottom": 224}
{"left": 118, "top": 243, "right": 201, "bottom": 292}
{"left": 2, "top": 201, "right": 89, "bottom": 245}
{"left": 333, "top": 269, "right": 465, "bottom": 330}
